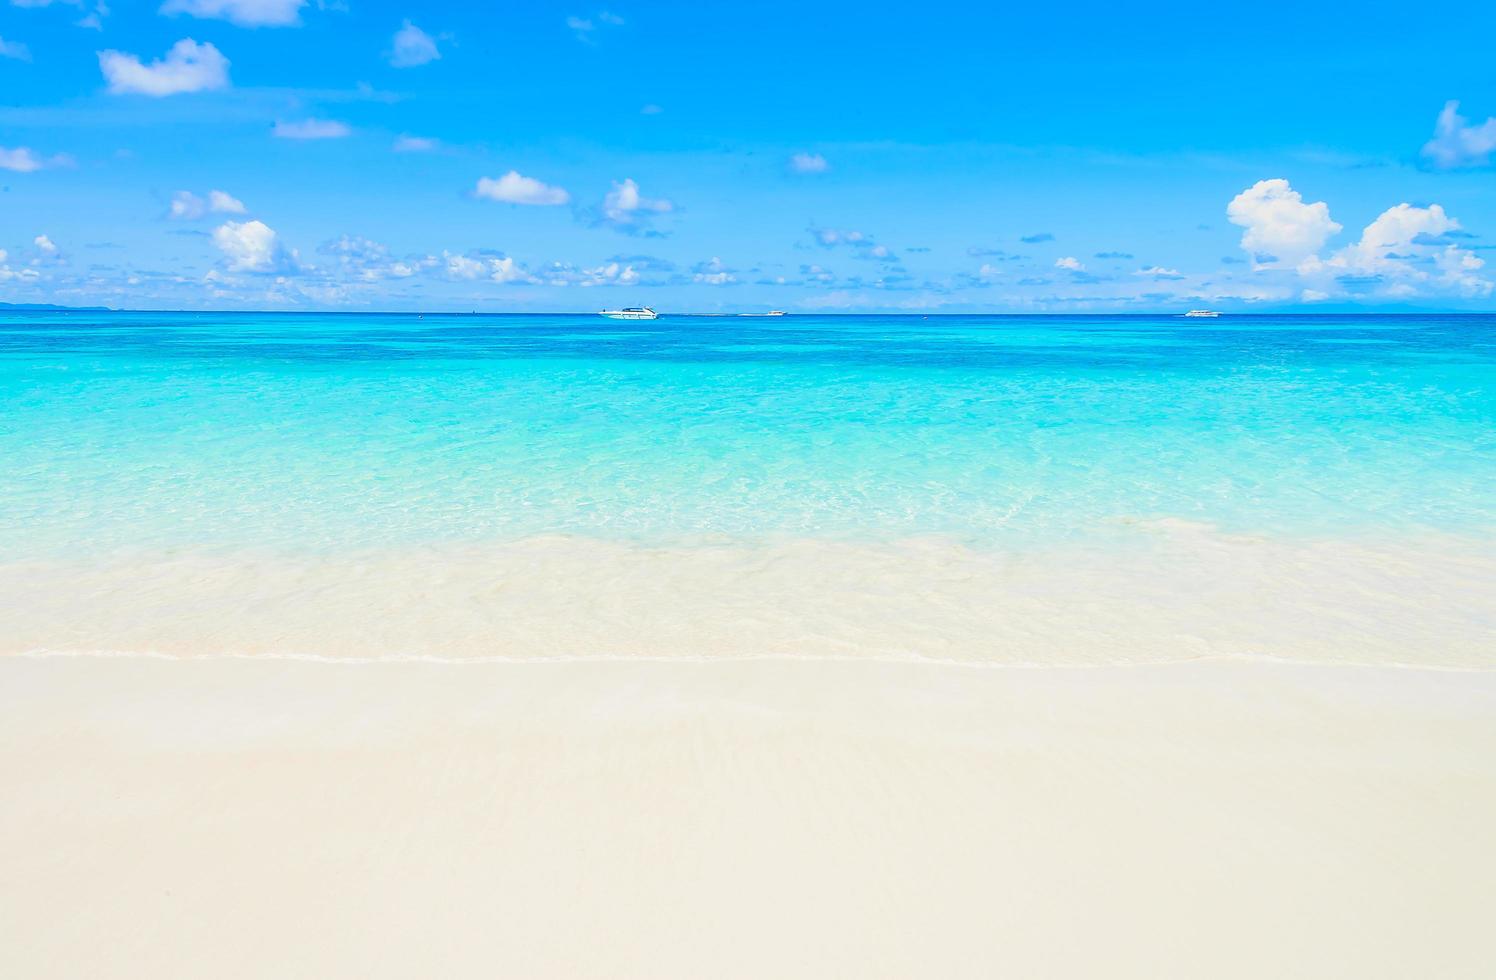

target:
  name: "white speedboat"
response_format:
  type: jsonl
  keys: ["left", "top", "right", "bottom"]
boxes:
{"left": 599, "top": 307, "right": 658, "bottom": 320}
{"left": 1183, "top": 309, "right": 1221, "bottom": 318}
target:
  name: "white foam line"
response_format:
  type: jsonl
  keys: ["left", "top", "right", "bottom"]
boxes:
{"left": 7, "top": 648, "right": 1494, "bottom": 674}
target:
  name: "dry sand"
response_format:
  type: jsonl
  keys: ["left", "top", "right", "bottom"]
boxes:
{"left": 3, "top": 654, "right": 1493, "bottom": 979}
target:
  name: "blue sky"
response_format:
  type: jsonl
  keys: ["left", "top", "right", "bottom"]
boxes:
{"left": 2, "top": 0, "right": 1495, "bottom": 312}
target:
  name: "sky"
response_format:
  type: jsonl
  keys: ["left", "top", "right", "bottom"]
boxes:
{"left": 2, "top": 0, "right": 1495, "bottom": 313}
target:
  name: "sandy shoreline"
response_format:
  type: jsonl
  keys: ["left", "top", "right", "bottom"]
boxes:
{"left": 5, "top": 527, "right": 1494, "bottom": 666}
{"left": 3, "top": 655, "right": 1493, "bottom": 978}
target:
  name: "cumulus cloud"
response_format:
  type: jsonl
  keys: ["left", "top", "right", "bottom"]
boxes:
{"left": 1302, "top": 202, "right": 1491, "bottom": 297}
{"left": 443, "top": 252, "right": 531, "bottom": 283}
{"left": 788, "top": 152, "right": 829, "bottom": 174}
{"left": 273, "top": 118, "right": 351, "bottom": 139}
{"left": 1226, "top": 178, "right": 1341, "bottom": 267}
{"left": 592, "top": 178, "right": 673, "bottom": 234}
{"left": 34, "top": 234, "right": 57, "bottom": 253}
{"left": 474, "top": 171, "right": 571, "bottom": 205}
{"left": 389, "top": 20, "right": 441, "bottom": 67}
{"left": 1421, "top": 101, "right": 1496, "bottom": 170}
{"left": 1054, "top": 256, "right": 1084, "bottom": 271}
{"left": 1224, "top": 179, "right": 1491, "bottom": 300}
{"left": 393, "top": 134, "right": 438, "bottom": 152}
{"left": 691, "top": 256, "right": 737, "bottom": 285}
{"left": 1134, "top": 266, "right": 1185, "bottom": 280}
{"left": 159, "top": 0, "right": 305, "bottom": 27}
{"left": 99, "top": 39, "right": 229, "bottom": 96}
{"left": 0, "top": 36, "right": 31, "bottom": 61}
{"left": 212, "top": 219, "right": 297, "bottom": 272}
{"left": 539, "top": 260, "right": 640, "bottom": 287}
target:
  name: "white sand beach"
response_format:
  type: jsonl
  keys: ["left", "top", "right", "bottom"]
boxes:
{"left": 3, "top": 654, "right": 1494, "bottom": 979}
{"left": 5, "top": 527, "right": 1495, "bottom": 666}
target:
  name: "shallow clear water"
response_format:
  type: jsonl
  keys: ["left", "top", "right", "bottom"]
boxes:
{"left": 2, "top": 312, "right": 1493, "bottom": 558}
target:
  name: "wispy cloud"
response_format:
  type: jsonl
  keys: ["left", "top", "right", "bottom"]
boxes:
{"left": 393, "top": 134, "right": 439, "bottom": 152}
{"left": 0, "top": 36, "right": 31, "bottom": 62}
{"left": 810, "top": 226, "right": 896, "bottom": 262}
{"left": 1422, "top": 101, "right": 1496, "bottom": 170}
{"left": 788, "top": 152, "right": 829, "bottom": 174}
{"left": 273, "top": 118, "right": 352, "bottom": 139}
{"left": 388, "top": 20, "right": 442, "bottom": 68}
{"left": 159, "top": 0, "right": 306, "bottom": 28}
{"left": 567, "top": 10, "right": 623, "bottom": 42}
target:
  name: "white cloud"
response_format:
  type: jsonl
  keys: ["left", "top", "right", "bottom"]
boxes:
{"left": 212, "top": 219, "right": 296, "bottom": 272}
{"left": 814, "top": 227, "right": 864, "bottom": 247}
{"left": 99, "top": 39, "right": 229, "bottom": 97}
{"left": 605, "top": 177, "right": 671, "bottom": 215}
{"left": 1421, "top": 101, "right": 1496, "bottom": 170}
{"left": 442, "top": 252, "right": 532, "bottom": 283}
{"left": 593, "top": 178, "right": 674, "bottom": 234}
{"left": 1224, "top": 178, "right": 1493, "bottom": 301}
{"left": 34, "top": 234, "right": 56, "bottom": 253}
{"left": 474, "top": 171, "right": 571, "bottom": 206}
{"left": 568, "top": 11, "right": 622, "bottom": 42}
{"left": 273, "top": 118, "right": 351, "bottom": 139}
{"left": 537, "top": 260, "right": 640, "bottom": 287}
{"left": 1301, "top": 202, "right": 1491, "bottom": 298}
{"left": 389, "top": 20, "right": 440, "bottom": 68}
{"left": 159, "top": 0, "right": 305, "bottom": 28}
{"left": 170, "top": 190, "right": 206, "bottom": 220}
{"left": 811, "top": 226, "right": 897, "bottom": 262}
{"left": 76, "top": 4, "right": 106, "bottom": 30}
{"left": 170, "top": 188, "right": 246, "bottom": 219}
{"left": 692, "top": 257, "right": 736, "bottom": 285}
{"left": 1055, "top": 256, "right": 1084, "bottom": 271}
{"left": 1134, "top": 265, "right": 1185, "bottom": 280}
{"left": 208, "top": 189, "right": 246, "bottom": 213}
{"left": 788, "top": 152, "right": 829, "bottom": 174}
{"left": 1226, "top": 178, "right": 1341, "bottom": 266}
{"left": 393, "top": 134, "right": 438, "bottom": 152}
{"left": 0, "top": 36, "right": 31, "bottom": 61}
{"left": 0, "top": 146, "right": 44, "bottom": 172}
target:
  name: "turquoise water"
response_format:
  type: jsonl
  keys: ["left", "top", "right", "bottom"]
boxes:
{"left": 2, "top": 312, "right": 1493, "bottom": 558}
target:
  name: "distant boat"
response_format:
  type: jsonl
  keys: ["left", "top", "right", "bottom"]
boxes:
{"left": 599, "top": 307, "right": 658, "bottom": 320}
{"left": 738, "top": 311, "right": 787, "bottom": 317}
{"left": 1183, "top": 309, "right": 1221, "bottom": 318}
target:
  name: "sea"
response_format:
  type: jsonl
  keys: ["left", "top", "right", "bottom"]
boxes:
{"left": 2, "top": 311, "right": 1492, "bottom": 664}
